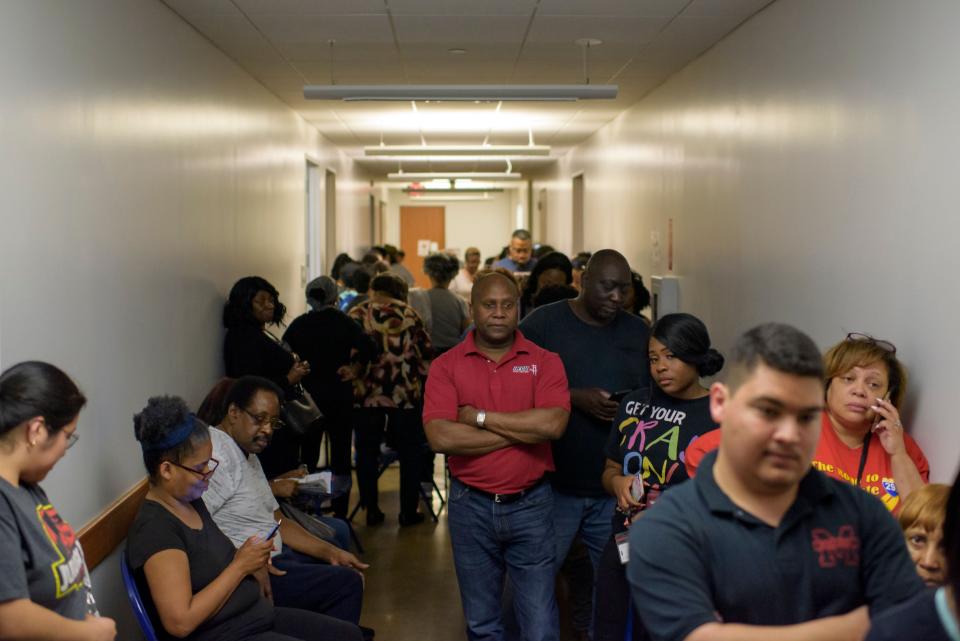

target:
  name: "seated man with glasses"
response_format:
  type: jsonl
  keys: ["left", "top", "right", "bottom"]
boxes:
{"left": 202, "top": 376, "right": 372, "bottom": 635}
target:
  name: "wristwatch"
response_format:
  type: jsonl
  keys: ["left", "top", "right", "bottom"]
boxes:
{"left": 475, "top": 409, "right": 486, "bottom": 428}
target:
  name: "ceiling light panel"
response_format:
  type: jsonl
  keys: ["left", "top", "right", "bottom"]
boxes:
{"left": 350, "top": 106, "right": 564, "bottom": 135}
{"left": 386, "top": 172, "right": 522, "bottom": 180}
{"left": 364, "top": 145, "right": 550, "bottom": 157}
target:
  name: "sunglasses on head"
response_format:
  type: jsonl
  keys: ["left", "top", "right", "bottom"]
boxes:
{"left": 845, "top": 332, "right": 896, "bottom": 355}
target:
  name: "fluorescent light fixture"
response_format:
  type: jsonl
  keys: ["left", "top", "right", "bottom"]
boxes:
{"left": 365, "top": 145, "right": 549, "bottom": 157}
{"left": 386, "top": 172, "right": 522, "bottom": 180}
{"left": 403, "top": 187, "right": 504, "bottom": 194}
{"left": 410, "top": 194, "right": 493, "bottom": 201}
{"left": 304, "top": 84, "right": 618, "bottom": 101}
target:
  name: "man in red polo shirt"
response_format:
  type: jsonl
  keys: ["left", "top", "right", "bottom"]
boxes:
{"left": 424, "top": 270, "right": 570, "bottom": 641}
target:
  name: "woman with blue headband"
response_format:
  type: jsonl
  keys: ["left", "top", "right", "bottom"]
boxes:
{"left": 0, "top": 361, "right": 116, "bottom": 641}
{"left": 126, "top": 395, "right": 361, "bottom": 641}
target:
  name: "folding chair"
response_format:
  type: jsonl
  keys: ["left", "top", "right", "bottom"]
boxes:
{"left": 120, "top": 555, "right": 159, "bottom": 641}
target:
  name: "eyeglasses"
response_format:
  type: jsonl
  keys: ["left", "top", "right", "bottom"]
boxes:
{"left": 242, "top": 408, "right": 284, "bottom": 430}
{"left": 845, "top": 332, "right": 897, "bottom": 355}
{"left": 65, "top": 432, "right": 79, "bottom": 450}
{"left": 168, "top": 457, "right": 220, "bottom": 480}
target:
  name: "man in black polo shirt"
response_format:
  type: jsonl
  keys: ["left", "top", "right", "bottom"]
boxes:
{"left": 628, "top": 323, "right": 923, "bottom": 641}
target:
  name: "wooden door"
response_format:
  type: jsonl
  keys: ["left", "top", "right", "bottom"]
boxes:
{"left": 400, "top": 206, "right": 445, "bottom": 289}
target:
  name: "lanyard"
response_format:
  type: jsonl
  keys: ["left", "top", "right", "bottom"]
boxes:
{"left": 854, "top": 432, "right": 871, "bottom": 487}
{"left": 936, "top": 587, "right": 960, "bottom": 641}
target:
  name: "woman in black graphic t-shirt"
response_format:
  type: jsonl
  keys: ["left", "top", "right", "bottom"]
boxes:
{"left": 594, "top": 314, "right": 724, "bottom": 641}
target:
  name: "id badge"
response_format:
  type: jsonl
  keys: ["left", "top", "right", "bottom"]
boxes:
{"left": 615, "top": 531, "right": 630, "bottom": 565}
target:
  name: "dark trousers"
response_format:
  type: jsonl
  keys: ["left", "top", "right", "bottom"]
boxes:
{"left": 354, "top": 406, "right": 433, "bottom": 517}
{"left": 303, "top": 402, "right": 354, "bottom": 516}
{"left": 270, "top": 546, "right": 364, "bottom": 625}
{"left": 246, "top": 607, "right": 362, "bottom": 641}
{"left": 593, "top": 534, "right": 648, "bottom": 641}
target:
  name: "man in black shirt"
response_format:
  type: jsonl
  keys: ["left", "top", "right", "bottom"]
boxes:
{"left": 520, "top": 249, "right": 650, "bottom": 630}
{"left": 628, "top": 323, "right": 923, "bottom": 641}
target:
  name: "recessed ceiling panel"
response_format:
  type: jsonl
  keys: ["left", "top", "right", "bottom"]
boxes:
{"left": 539, "top": 0, "right": 688, "bottom": 17}
{"left": 526, "top": 15, "right": 671, "bottom": 44}
{"left": 235, "top": 0, "right": 387, "bottom": 14}
{"left": 250, "top": 14, "right": 393, "bottom": 43}
{"left": 685, "top": 0, "right": 776, "bottom": 18}
{"left": 387, "top": 0, "right": 538, "bottom": 15}
{"left": 392, "top": 16, "right": 530, "bottom": 44}
{"left": 162, "top": 0, "right": 239, "bottom": 18}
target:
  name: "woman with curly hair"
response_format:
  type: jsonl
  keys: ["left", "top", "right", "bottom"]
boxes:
{"left": 519, "top": 251, "right": 573, "bottom": 318}
{"left": 126, "top": 395, "right": 361, "bottom": 641}
{"left": 347, "top": 274, "right": 433, "bottom": 527}
{"left": 422, "top": 253, "right": 470, "bottom": 355}
{"left": 222, "top": 276, "right": 311, "bottom": 478}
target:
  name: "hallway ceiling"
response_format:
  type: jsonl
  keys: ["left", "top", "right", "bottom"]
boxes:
{"left": 162, "top": 0, "right": 774, "bottom": 176}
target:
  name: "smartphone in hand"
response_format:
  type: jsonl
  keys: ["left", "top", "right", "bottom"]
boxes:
{"left": 608, "top": 389, "right": 632, "bottom": 404}
{"left": 265, "top": 520, "right": 282, "bottom": 540}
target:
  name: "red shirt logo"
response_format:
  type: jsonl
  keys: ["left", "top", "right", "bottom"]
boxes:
{"left": 811, "top": 525, "right": 860, "bottom": 568}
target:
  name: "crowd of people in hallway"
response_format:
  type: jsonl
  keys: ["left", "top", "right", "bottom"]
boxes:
{"left": 0, "top": 228, "right": 957, "bottom": 641}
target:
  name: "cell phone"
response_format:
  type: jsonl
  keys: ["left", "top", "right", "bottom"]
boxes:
{"left": 265, "top": 520, "right": 282, "bottom": 540}
{"left": 608, "top": 389, "right": 632, "bottom": 403}
{"left": 871, "top": 391, "right": 891, "bottom": 431}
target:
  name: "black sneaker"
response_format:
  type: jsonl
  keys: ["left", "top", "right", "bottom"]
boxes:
{"left": 366, "top": 508, "right": 385, "bottom": 526}
{"left": 398, "top": 512, "right": 425, "bottom": 527}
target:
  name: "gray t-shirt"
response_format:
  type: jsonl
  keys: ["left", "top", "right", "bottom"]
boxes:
{"left": 202, "top": 427, "right": 282, "bottom": 555}
{"left": 426, "top": 287, "right": 469, "bottom": 351}
{"left": 0, "top": 479, "right": 96, "bottom": 619}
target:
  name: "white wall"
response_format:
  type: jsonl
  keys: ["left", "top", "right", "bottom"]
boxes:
{"left": 0, "top": 1, "right": 369, "bottom": 632}
{"left": 533, "top": 0, "right": 960, "bottom": 482}
{"left": 383, "top": 189, "right": 515, "bottom": 263}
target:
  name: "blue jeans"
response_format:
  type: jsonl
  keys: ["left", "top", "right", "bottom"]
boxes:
{"left": 316, "top": 515, "right": 351, "bottom": 551}
{"left": 447, "top": 478, "right": 559, "bottom": 641}
{"left": 270, "top": 546, "right": 364, "bottom": 625}
{"left": 551, "top": 490, "right": 615, "bottom": 572}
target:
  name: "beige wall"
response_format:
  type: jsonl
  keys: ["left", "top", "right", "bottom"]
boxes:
{"left": 0, "top": 2, "right": 370, "bottom": 633}
{"left": 534, "top": 0, "right": 960, "bottom": 482}
{"left": 383, "top": 189, "right": 517, "bottom": 264}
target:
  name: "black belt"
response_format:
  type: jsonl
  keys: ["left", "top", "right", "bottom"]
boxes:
{"left": 462, "top": 477, "right": 545, "bottom": 504}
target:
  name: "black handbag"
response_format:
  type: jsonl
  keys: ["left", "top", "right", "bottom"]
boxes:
{"left": 283, "top": 382, "right": 324, "bottom": 435}
{"left": 264, "top": 331, "right": 324, "bottom": 435}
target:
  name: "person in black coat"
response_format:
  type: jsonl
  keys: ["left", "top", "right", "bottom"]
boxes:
{"left": 223, "top": 276, "right": 309, "bottom": 479}
{"left": 284, "top": 276, "right": 378, "bottom": 517}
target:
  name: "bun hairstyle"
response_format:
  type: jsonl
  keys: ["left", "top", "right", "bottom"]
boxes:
{"left": 133, "top": 396, "right": 209, "bottom": 480}
{"left": 0, "top": 361, "right": 86, "bottom": 439}
{"left": 651, "top": 313, "right": 724, "bottom": 377}
{"left": 423, "top": 253, "right": 461, "bottom": 284}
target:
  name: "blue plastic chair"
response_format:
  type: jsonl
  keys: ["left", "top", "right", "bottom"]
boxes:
{"left": 120, "top": 555, "right": 160, "bottom": 641}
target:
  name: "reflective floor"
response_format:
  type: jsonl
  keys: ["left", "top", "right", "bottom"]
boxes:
{"left": 350, "top": 465, "right": 466, "bottom": 641}
{"left": 348, "top": 464, "right": 583, "bottom": 641}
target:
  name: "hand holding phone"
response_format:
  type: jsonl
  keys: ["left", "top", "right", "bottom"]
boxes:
{"left": 608, "top": 389, "right": 632, "bottom": 404}
{"left": 265, "top": 520, "right": 282, "bottom": 540}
